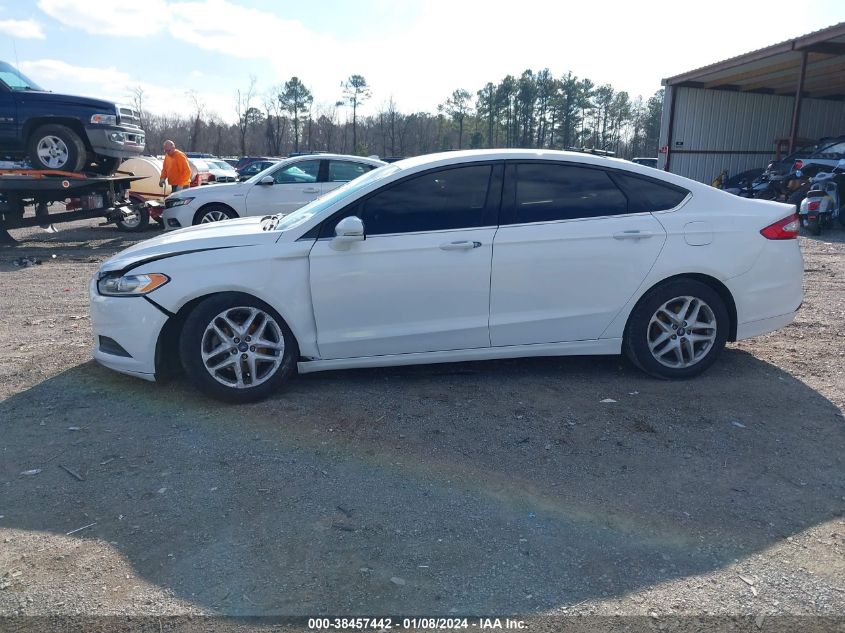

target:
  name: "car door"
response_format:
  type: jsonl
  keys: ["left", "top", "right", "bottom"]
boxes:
{"left": 309, "top": 163, "right": 501, "bottom": 359}
{"left": 0, "top": 82, "right": 18, "bottom": 147}
{"left": 489, "top": 162, "right": 668, "bottom": 346}
{"left": 323, "top": 159, "right": 378, "bottom": 196}
{"left": 244, "top": 159, "right": 321, "bottom": 216}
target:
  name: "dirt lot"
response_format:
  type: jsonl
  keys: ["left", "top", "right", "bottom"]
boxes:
{"left": 0, "top": 219, "right": 843, "bottom": 631}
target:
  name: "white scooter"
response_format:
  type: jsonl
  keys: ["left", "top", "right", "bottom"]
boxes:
{"left": 798, "top": 159, "right": 845, "bottom": 235}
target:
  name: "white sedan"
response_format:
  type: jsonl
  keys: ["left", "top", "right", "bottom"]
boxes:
{"left": 161, "top": 153, "right": 385, "bottom": 230}
{"left": 90, "top": 149, "right": 803, "bottom": 402}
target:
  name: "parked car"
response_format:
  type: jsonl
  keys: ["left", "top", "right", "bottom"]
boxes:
{"left": 233, "top": 155, "right": 276, "bottom": 172}
{"left": 631, "top": 157, "right": 658, "bottom": 168}
{"left": 237, "top": 158, "right": 280, "bottom": 180}
{"left": 204, "top": 158, "right": 239, "bottom": 183}
{"left": 162, "top": 153, "right": 385, "bottom": 229}
{"left": 91, "top": 149, "right": 803, "bottom": 402}
{"left": 187, "top": 158, "right": 212, "bottom": 187}
{"left": 0, "top": 60, "right": 145, "bottom": 173}
{"left": 792, "top": 138, "right": 845, "bottom": 174}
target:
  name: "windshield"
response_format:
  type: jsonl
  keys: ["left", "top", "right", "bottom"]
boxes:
{"left": 209, "top": 160, "right": 233, "bottom": 170}
{"left": 274, "top": 164, "right": 401, "bottom": 232}
{"left": 0, "top": 61, "right": 43, "bottom": 91}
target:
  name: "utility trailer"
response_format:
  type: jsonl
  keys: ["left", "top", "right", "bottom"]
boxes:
{"left": 0, "top": 168, "right": 159, "bottom": 244}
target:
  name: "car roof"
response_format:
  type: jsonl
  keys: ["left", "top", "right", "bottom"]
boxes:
{"left": 387, "top": 149, "right": 691, "bottom": 186}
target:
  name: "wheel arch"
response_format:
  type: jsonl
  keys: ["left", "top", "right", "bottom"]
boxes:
{"left": 192, "top": 201, "right": 239, "bottom": 225}
{"left": 154, "top": 290, "right": 302, "bottom": 378}
{"left": 628, "top": 273, "right": 738, "bottom": 342}
{"left": 23, "top": 118, "right": 92, "bottom": 151}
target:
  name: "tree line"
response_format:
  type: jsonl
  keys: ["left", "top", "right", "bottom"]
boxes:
{"left": 132, "top": 70, "right": 663, "bottom": 160}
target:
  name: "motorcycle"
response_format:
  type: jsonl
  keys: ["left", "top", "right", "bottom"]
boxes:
{"left": 798, "top": 159, "right": 845, "bottom": 235}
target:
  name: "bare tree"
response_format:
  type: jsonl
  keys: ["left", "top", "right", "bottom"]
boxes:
{"left": 235, "top": 76, "right": 257, "bottom": 156}
{"left": 186, "top": 90, "right": 206, "bottom": 152}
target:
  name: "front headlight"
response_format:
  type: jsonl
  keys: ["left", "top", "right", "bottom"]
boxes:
{"left": 98, "top": 273, "right": 169, "bottom": 296}
{"left": 166, "top": 196, "right": 195, "bottom": 208}
{"left": 90, "top": 113, "right": 118, "bottom": 125}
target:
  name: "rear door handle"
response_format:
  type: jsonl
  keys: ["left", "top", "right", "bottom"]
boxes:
{"left": 302, "top": 187, "right": 320, "bottom": 194}
{"left": 440, "top": 240, "right": 482, "bottom": 251}
{"left": 613, "top": 230, "right": 654, "bottom": 240}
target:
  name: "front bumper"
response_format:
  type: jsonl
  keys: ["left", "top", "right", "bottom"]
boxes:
{"left": 161, "top": 201, "right": 195, "bottom": 231}
{"left": 89, "top": 277, "right": 168, "bottom": 380}
{"left": 84, "top": 124, "right": 146, "bottom": 159}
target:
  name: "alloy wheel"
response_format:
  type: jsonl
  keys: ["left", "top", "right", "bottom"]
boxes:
{"left": 647, "top": 296, "right": 717, "bottom": 369}
{"left": 200, "top": 306, "right": 285, "bottom": 389}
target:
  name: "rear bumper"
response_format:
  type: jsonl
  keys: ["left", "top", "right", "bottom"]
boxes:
{"left": 89, "top": 278, "right": 167, "bottom": 380}
{"left": 728, "top": 239, "right": 803, "bottom": 340}
{"left": 736, "top": 308, "right": 799, "bottom": 341}
{"left": 84, "top": 125, "right": 146, "bottom": 159}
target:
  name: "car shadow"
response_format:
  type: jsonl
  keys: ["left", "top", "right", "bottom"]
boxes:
{"left": 1, "top": 349, "right": 842, "bottom": 616}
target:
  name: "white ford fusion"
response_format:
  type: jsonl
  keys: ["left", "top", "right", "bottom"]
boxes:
{"left": 90, "top": 149, "right": 803, "bottom": 402}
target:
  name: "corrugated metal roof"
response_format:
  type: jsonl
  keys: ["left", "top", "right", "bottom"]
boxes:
{"left": 663, "top": 22, "right": 845, "bottom": 100}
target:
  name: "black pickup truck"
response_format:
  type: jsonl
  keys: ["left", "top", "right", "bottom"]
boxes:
{"left": 0, "top": 60, "right": 145, "bottom": 174}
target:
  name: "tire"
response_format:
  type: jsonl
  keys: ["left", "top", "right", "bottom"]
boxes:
{"left": 807, "top": 216, "right": 821, "bottom": 236}
{"left": 623, "top": 279, "right": 729, "bottom": 380}
{"left": 27, "top": 124, "right": 86, "bottom": 172}
{"left": 115, "top": 203, "right": 149, "bottom": 232}
{"left": 179, "top": 293, "right": 298, "bottom": 403}
{"left": 193, "top": 204, "right": 237, "bottom": 226}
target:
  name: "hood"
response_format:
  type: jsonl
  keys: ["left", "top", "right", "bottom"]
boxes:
{"left": 99, "top": 216, "right": 276, "bottom": 274}
{"left": 16, "top": 90, "right": 117, "bottom": 112}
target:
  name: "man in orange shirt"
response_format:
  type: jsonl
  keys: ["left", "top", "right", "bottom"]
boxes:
{"left": 159, "top": 140, "right": 192, "bottom": 191}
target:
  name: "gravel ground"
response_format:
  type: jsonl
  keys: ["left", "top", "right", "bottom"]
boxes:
{"left": 0, "top": 219, "right": 843, "bottom": 632}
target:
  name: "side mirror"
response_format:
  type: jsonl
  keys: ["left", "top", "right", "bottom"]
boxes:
{"left": 330, "top": 216, "right": 365, "bottom": 250}
{"left": 259, "top": 176, "right": 274, "bottom": 185}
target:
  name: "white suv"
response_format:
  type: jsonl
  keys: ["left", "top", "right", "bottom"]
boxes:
{"left": 162, "top": 153, "right": 385, "bottom": 230}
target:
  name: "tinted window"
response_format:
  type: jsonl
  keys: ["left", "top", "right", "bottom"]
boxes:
{"left": 329, "top": 161, "right": 375, "bottom": 182}
{"left": 612, "top": 172, "right": 689, "bottom": 212}
{"left": 272, "top": 160, "right": 319, "bottom": 184}
{"left": 358, "top": 165, "right": 492, "bottom": 235}
{"left": 512, "top": 163, "right": 628, "bottom": 223}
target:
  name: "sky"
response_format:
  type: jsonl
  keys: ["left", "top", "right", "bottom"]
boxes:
{"left": 0, "top": 0, "right": 844, "bottom": 124}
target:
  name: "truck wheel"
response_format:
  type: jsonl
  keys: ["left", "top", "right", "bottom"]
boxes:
{"left": 115, "top": 204, "right": 149, "bottom": 232}
{"left": 28, "top": 125, "right": 86, "bottom": 172}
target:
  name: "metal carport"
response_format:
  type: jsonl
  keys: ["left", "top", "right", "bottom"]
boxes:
{"left": 658, "top": 22, "right": 845, "bottom": 183}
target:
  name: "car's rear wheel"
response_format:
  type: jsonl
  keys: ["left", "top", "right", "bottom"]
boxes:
{"left": 180, "top": 293, "right": 298, "bottom": 402}
{"left": 194, "top": 204, "right": 237, "bottom": 226}
{"left": 28, "top": 124, "right": 86, "bottom": 172}
{"left": 624, "top": 279, "right": 729, "bottom": 379}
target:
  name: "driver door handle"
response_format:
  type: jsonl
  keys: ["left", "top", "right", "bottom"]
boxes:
{"left": 440, "top": 240, "right": 482, "bottom": 251}
{"left": 613, "top": 230, "right": 654, "bottom": 240}
{"left": 302, "top": 187, "right": 320, "bottom": 194}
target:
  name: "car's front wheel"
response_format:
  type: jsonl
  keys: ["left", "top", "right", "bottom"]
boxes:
{"left": 624, "top": 279, "right": 729, "bottom": 379}
{"left": 193, "top": 204, "right": 237, "bottom": 226}
{"left": 179, "top": 293, "right": 298, "bottom": 402}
